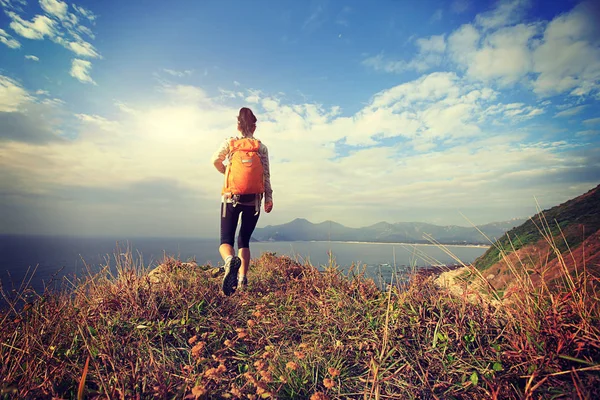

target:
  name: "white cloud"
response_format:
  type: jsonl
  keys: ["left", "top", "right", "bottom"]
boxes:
{"left": 69, "top": 58, "right": 96, "bottom": 84}
{"left": 370, "top": 72, "right": 462, "bottom": 109}
{"left": 0, "top": 28, "right": 21, "bottom": 48}
{"left": 554, "top": 105, "right": 587, "bottom": 118}
{"left": 484, "top": 102, "right": 545, "bottom": 122}
{"left": 0, "top": 0, "right": 27, "bottom": 12}
{"left": 415, "top": 1, "right": 600, "bottom": 97}
{"left": 162, "top": 84, "right": 209, "bottom": 103}
{"left": 246, "top": 94, "right": 260, "bottom": 103}
{"left": 417, "top": 35, "right": 446, "bottom": 53}
{"left": 576, "top": 130, "right": 599, "bottom": 136}
{"left": 72, "top": 4, "right": 97, "bottom": 22}
{"left": 362, "top": 53, "right": 403, "bottom": 73}
{"left": 0, "top": 76, "right": 597, "bottom": 236}
{"left": 164, "top": 69, "right": 193, "bottom": 77}
{"left": 363, "top": 35, "right": 447, "bottom": 73}
{"left": 39, "top": 0, "right": 68, "bottom": 20}
{"left": 75, "top": 24, "right": 94, "bottom": 39}
{"left": 76, "top": 113, "right": 120, "bottom": 131}
{"left": 475, "top": 0, "right": 530, "bottom": 30}
{"left": 25, "top": 54, "right": 40, "bottom": 61}
{"left": 532, "top": 2, "right": 600, "bottom": 97}
{"left": 448, "top": 24, "right": 480, "bottom": 66}
{"left": 8, "top": 12, "right": 56, "bottom": 39}
{"left": 0, "top": 75, "right": 32, "bottom": 112}
{"left": 5, "top": 2, "right": 101, "bottom": 64}
{"left": 218, "top": 88, "right": 239, "bottom": 99}
{"left": 583, "top": 117, "right": 600, "bottom": 126}
{"left": 67, "top": 39, "right": 100, "bottom": 58}
{"left": 245, "top": 89, "right": 262, "bottom": 104}
{"left": 467, "top": 23, "right": 537, "bottom": 85}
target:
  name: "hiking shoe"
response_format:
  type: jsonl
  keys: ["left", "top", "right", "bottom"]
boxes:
{"left": 238, "top": 276, "right": 248, "bottom": 290}
{"left": 222, "top": 256, "right": 241, "bottom": 296}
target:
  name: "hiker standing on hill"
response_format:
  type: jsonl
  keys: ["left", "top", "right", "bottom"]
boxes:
{"left": 212, "top": 107, "right": 273, "bottom": 296}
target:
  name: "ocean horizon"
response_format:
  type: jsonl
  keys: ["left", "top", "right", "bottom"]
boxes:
{"left": 0, "top": 234, "right": 488, "bottom": 297}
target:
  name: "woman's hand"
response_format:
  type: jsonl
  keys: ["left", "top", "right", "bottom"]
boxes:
{"left": 264, "top": 200, "right": 273, "bottom": 213}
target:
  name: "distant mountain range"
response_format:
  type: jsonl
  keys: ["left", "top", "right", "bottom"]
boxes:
{"left": 252, "top": 218, "right": 528, "bottom": 245}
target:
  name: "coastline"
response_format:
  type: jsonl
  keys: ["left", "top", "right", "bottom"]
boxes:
{"left": 306, "top": 240, "right": 491, "bottom": 249}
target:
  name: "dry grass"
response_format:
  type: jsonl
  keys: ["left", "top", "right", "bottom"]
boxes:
{"left": 1, "top": 236, "right": 599, "bottom": 399}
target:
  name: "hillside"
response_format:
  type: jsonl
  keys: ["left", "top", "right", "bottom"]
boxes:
{"left": 474, "top": 184, "right": 600, "bottom": 290}
{"left": 1, "top": 252, "right": 599, "bottom": 398}
{"left": 253, "top": 217, "right": 527, "bottom": 245}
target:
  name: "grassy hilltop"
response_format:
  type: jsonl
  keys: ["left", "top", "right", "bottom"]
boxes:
{"left": 1, "top": 239, "right": 599, "bottom": 399}
{"left": 473, "top": 184, "right": 600, "bottom": 293}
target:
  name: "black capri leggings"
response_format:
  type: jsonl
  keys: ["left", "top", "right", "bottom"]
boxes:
{"left": 220, "top": 203, "right": 260, "bottom": 248}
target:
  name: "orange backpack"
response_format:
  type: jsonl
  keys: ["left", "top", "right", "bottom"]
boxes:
{"left": 222, "top": 137, "right": 265, "bottom": 195}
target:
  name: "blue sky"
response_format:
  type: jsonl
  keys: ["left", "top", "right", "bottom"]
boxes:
{"left": 0, "top": 0, "right": 599, "bottom": 237}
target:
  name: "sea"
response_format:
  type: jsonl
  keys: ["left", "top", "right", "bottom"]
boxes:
{"left": 0, "top": 235, "right": 488, "bottom": 297}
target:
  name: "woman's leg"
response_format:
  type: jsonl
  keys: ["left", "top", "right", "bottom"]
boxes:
{"left": 219, "top": 203, "right": 239, "bottom": 259}
{"left": 237, "top": 207, "right": 260, "bottom": 282}
{"left": 220, "top": 203, "right": 242, "bottom": 295}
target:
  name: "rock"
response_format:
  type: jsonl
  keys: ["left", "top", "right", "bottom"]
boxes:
{"left": 148, "top": 260, "right": 199, "bottom": 284}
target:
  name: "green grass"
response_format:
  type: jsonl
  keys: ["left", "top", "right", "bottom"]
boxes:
{"left": 1, "top": 247, "right": 599, "bottom": 399}
{"left": 475, "top": 185, "right": 600, "bottom": 272}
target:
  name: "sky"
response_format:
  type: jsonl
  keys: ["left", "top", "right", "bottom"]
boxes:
{"left": 0, "top": 0, "right": 599, "bottom": 238}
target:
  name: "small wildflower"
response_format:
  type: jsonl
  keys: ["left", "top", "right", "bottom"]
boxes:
{"left": 247, "top": 319, "right": 256, "bottom": 327}
{"left": 230, "top": 384, "right": 243, "bottom": 398}
{"left": 244, "top": 372, "right": 259, "bottom": 386}
{"left": 252, "top": 310, "right": 263, "bottom": 319}
{"left": 298, "top": 343, "right": 309, "bottom": 349}
{"left": 211, "top": 354, "right": 226, "bottom": 363}
{"left": 259, "top": 369, "right": 273, "bottom": 382}
{"left": 279, "top": 375, "right": 288, "bottom": 384}
{"left": 217, "top": 363, "right": 227, "bottom": 373}
{"left": 191, "top": 385, "right": 207, "bottom": 398}
{"left": 188, "top": 335, "right": 198, "bottom": 345}
{"left": 236, "top": 328, "right": 248, "bottom": 339}
{"left": 204, "top": 366, "right": 224, "bottom": 380}
{"left": 191, "top": 342, "right": 206, "bottom": 358}
{"left": 224, "top": 339, "right": 233, "bottom": 347}
{"left": 310, "top": 392, "right": 329, "bottom": 400}
{"left": 294, "top": 351, "right": 306, "bottom": 359}
{"left": 327, "top": 367, "right": 340, "bottom": 377}
{"left": 254, "top": 360, "right": 267, "bottom": 371}
{"left": 262, "top": 351, "right": 272, "bottom": 359}
{"left": 323, "top": 378, "right": 335, "bottom": 389}
{"left": 182, "top": 365, "right": 194, "bottom": 373}
{"left": 256, "top": 383, "right": 270, "bottom": 396}
{"left": 286, "top": 361, "right": 299, "bottom": 371}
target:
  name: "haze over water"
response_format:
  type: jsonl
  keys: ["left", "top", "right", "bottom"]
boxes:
{"left": 0, "top": 235, "right": 487, "bottom": 295}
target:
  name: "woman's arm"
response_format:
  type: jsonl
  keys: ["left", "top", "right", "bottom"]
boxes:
{"left": 211, "top": 140, "right": 230, "bottom": 174}
{"left": 260, "top": 143, "right": 273, "bottom": 211}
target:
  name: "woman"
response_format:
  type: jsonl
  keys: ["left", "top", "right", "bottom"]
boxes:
{"left": 211, "top": 107, "right": 273, "bottom": 296}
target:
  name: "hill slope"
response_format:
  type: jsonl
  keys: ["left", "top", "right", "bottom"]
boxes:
{"left": 474, "top": 184, "right": 600, "bottom": 290}
{"left": 1, "top": 253, "right": 599, "bottom": 398}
